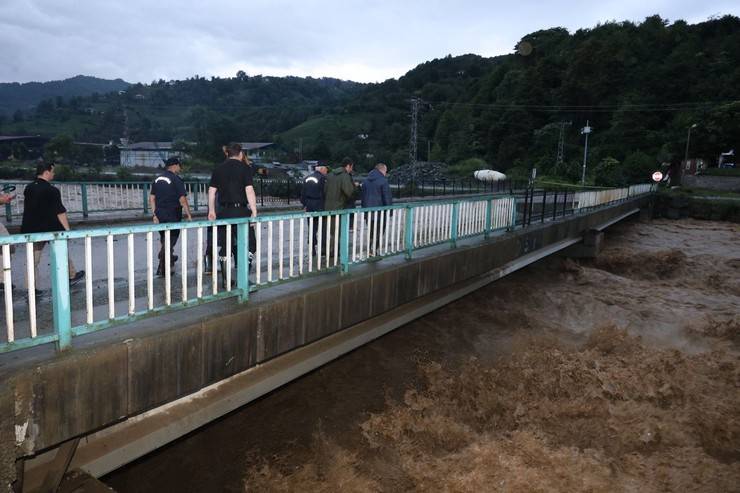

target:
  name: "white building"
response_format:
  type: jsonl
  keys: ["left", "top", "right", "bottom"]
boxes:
{"left": 119, "top": 142, "right": 181, "bottom": 168}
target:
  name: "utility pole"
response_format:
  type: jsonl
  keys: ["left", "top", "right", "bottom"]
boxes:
{"left": 409, "top": 97, "right": 420, "bottom": 179}
{"left": 580, "top": 121, "right": 592, "bottom": 185}
{"left": 684, "top": 123, "right": 697, "bottom": 164}
{"left": 556, "top": 121, "right": 572, "bottom": 168}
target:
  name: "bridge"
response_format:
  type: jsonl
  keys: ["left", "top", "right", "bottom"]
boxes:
{"left": 0, "top": 183, "right": 653, "bottom": 492}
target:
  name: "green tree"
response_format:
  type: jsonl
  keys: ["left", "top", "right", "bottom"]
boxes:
{"left": 44, "top": 134, "right": 74, "bottom": 162}
{"left": 593, "top": 157, "right": 623, "bottom": 186}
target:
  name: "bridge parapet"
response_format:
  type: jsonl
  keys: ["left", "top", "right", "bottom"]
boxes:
{"left": 0, "top": 184, "right": 654, "bottom": 356}
{"left": 1, "top": 186, "right": 653, "bottom": 490}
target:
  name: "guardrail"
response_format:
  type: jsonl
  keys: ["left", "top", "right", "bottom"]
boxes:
{"left": 0, "top": 179, "right": 302, "bottom": 221}
{"left": 1, "top": 177, "right": 525, "bottom": 222}
{"left": 0, "top": 184, "right": 654, "bottom": 354}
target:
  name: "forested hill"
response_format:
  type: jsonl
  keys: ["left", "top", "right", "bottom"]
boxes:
{"left": 0, "top": 75, "right": 130, "bottom": 116}
{"left": 3, "top": 15, "right": 739, "bottom": 185}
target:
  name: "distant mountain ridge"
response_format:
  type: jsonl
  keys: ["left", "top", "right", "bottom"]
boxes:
{"left": 0, "top": 75, "right": 130, "bottom": 116}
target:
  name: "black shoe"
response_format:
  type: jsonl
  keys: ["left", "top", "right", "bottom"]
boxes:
{"left": 69, "top": 271, "right": 85, "bottom": 287}
{"left": 156, "top": 266, "right": 165, "bottom": 277}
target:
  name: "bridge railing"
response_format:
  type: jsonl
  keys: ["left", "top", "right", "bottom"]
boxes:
{"left": 2, "top": 176, "right": 518, "bottom": 222}
{"left": 0, "top": 185, "right": 653, "bottom": 354}
{"left": 0, "top": 179, "right": 300, "bottom": 222}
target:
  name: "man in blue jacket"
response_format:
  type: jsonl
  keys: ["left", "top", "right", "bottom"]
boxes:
{"left": 361, "top": 163, "right": 392, "bottom": 208}
{"left": 361, "top": 163, "right": 392, "bottom": 254}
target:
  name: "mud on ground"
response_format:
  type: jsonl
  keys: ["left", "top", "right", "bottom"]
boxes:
{"left": 245, "top": 219, "right": 740, "bottom": 493}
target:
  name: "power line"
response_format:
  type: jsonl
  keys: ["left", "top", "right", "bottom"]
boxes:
{"left": 424, "top": 100, "right": 739, "bottom": 113}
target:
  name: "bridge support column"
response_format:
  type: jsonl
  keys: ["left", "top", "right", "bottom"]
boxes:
{"left": 561, "top": 229, "right": 604, "bottom": 259}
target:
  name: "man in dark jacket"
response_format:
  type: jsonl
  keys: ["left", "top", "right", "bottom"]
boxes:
{"left": 323, "top": 157, "right": 356, "bottom": 262}
{"left": 361, "top": 163, "right": 392, "bottom": 254}
{"left": 21, "top": 162, "right": 85, "bottom": 288}
{"left": 208, "top": 143, "right": 258, "bottom": 287}
{"left": 324, "top": 157, "right": 355, "bottom": 211}
{"left": 149, "top": 157, "right": 192, "bottom": 276}
{"left": 361, "top": 163, "right": 392, "bottom": 208}
{"left": 301, "top": 163, "right": 328, "bottom": 258}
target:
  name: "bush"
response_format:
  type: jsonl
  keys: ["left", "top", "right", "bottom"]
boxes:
{"left": 116, "top": 167, "right": 133, "bottom": 181}
{"left": 593, "top": 157, "right": 625, "bottom": 187}
{"left": 623, "top": 150, "right": 657, "bottom": 184}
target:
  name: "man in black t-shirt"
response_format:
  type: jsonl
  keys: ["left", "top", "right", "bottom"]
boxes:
{"left": 21, "top": 162, "right": 85, "bottom": 287}
{"left": 149, "top": 157, "right": 192, "bottom": 276}
{"left": 208, "top": 143, "right": 258, "bottom": 287}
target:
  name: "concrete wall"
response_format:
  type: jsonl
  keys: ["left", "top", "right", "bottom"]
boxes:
{"left": 681, "top": 174, "right": 740, "bottom": 192}
{"left": 0, "top": 197, "right": 648, "bottom": 485}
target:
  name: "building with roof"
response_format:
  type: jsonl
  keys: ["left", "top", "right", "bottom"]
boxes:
{"left": 119, "top": 142, "right": 181, "bottom": 168}
{"left": 0, "top": 135, "right": 47, "bottom": 161}
{"left": 239, "top": 142, "right": 274, "bottom": 161}
{"left": 119, "top": 142, "right": 275, "bottom": 168}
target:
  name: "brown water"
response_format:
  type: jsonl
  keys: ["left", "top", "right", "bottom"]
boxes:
{"left": 105, "top": 218, "right": 740, "bottom": 492}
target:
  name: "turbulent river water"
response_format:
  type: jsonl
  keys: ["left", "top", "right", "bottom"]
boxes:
{"left": 105, "top": 218, "right": 739, "bottom": 492}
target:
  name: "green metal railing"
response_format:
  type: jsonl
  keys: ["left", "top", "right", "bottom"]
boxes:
{"left": 0, "top": 184, "right": 653, "bottom": 354}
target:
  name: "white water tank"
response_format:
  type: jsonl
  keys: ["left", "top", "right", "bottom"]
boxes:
{"left": 474, "top": 170, "right": 507, "bottom": 182}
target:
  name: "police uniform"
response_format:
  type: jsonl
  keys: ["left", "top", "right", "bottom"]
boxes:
{"left": 150, "top": 168, "right": 187, "bottom": 275}
{"left": 301, "top": 170, "right": 326, "bottom": 257}
{"left": 209, "top": 158, "right": 256, "bottom": 275}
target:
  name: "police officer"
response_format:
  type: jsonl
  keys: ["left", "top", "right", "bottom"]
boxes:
{"left": 208, "top": 143, "right": 258, "bottom": 287}
{"left": 150, "top": 156, "right": 192, "bottom": 276}
{"left": 300, "top": 162, "right": 327, "bottom": 258}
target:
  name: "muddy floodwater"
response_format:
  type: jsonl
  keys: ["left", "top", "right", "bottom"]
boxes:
{"left": 106, "top": 218, "right": 740, "bottom": 492}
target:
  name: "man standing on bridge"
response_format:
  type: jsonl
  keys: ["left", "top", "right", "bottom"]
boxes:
{"left": 301, "top": 162, "right": 327, "bottom": 261}
{"left": 21, "top": 162, "right": 85, "bottom": 288}
{"left": 361, "top": 163, "right": 392, "bottom": 255}
{"left": 149, "top": 157, "right": 192, "bottom": 277}
{"left": 208, "top": 143, "right": 258, "bottom": 288}
{"left": 323, "top": 157, "right": 357, "bottom": 260}
{"left": 0, "top": 190, "right": 16, "bottom": 290}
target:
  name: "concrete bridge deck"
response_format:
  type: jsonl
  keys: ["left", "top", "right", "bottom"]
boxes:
{"left": 0, "top": 192, "right": 651, "bottom": 492}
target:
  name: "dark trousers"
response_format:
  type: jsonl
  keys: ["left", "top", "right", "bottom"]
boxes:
{"left": 216, "top": 206, "right": 256, "bottom": 264}
{"left": 308, "top": 212, "right": 326, "bottom": 257}
{"left": 157, "top": 216, "right": 181, "bottom": 272}
{"left": 368, "top": 211, "right": 391, "bottom": 255}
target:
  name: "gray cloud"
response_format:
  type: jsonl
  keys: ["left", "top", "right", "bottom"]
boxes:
{"left": 0, "top": 0, "right": 737, "bottom": 83}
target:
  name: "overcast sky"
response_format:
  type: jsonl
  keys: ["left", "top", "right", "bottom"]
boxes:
{"left": 1, "top": 0, "right": 738, "bottom": 84}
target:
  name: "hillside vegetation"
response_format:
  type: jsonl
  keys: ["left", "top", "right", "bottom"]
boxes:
{"left": 2, "top": 15, "right": 739, "bottom": 185}
{"left": 0, "top": 75, "right": 130, "bottom": 116}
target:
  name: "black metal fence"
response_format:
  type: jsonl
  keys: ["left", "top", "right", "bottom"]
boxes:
{"left": 252, "top": 175, "right": 524, "bottom": 207}
{"left": 517, "top": 187, "right": 578, "bottom": 227}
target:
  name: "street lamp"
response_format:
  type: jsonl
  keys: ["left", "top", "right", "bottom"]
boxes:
{"left": 684, "top": 123, "right": 697, "bottom": 164}
{"left": 580, "top": 121, "right": 593, "bottom": 185}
